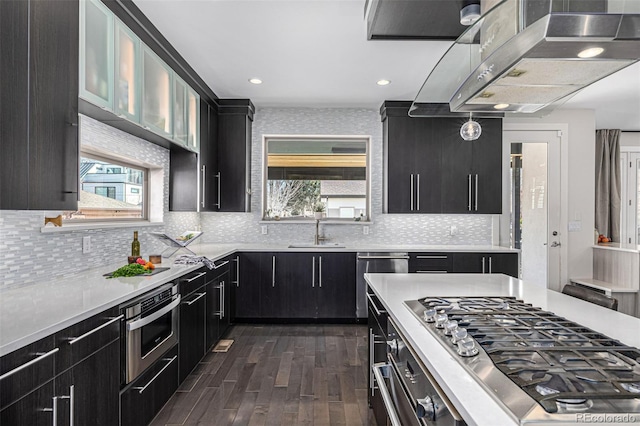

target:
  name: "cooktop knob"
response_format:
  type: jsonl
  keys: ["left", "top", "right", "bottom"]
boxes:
{"left": 423, "top": 308, "right": 437, "bottom": 323}
{"left": 451, "top": 327, "right": 468, "bottom": 345}
{"left": 456, "top": 336, "right": 479, "bottom": 357}
{"left": 443, "top": 320, "right": 458, "bottom": 336}
{"left": 434, "top": 313, "right": 448, "bottom": 329}
{"left": 416, "top": 396, "right": 435, "bottom": 421}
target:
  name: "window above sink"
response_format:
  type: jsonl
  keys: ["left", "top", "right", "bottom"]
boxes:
{"left": 262, "top": 135, "right": 371, "bottom": 222}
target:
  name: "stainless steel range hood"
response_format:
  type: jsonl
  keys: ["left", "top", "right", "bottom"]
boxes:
{"left": 410, "top": 0, "right": 640, "bottom": 117}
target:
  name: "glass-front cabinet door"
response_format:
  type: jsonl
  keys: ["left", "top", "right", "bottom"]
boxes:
{"left": 80, "top": 0, "right": 114, "bottom": 109}
{"left": 142, "top": 47, "right": 172, "bottom": 137}
{"left": 115, "top": 21, "right": 140, "bottom": 122}
{"left": 173, "top": 77, "right": 188, "bottom": 144}
{"left": 186, "top": 88, "right": 200, "bottom": 151}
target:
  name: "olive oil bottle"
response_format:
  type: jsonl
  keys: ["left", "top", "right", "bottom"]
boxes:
{"left": 131, "top": 231, "right": 140, "bottom": 256}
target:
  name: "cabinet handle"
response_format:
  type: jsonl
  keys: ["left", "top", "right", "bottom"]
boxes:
{"left": 489, "top": 256, "right": 492, "bottom": 274}
{"left": 272, "top": 256, "right": 276, "bottom": 287}
{"left": 366, "top": 293, "right": 386, "bottom": 316}
{"left": 57, "top": 385, "right": 74, "bottom": 426}
{"left": 312, "top": 256, "right": 315, "bottom": 287}
{"left": 410, "top": 174, "right": 414, "bottom": 211}
{"left": 219, "top": 281, "right": 224, "bottom": 319}
{"left": 134, "top": 356, "right": 177, "bottom": 394}
{"left": 415, "top": 255, "right": 447, "bottom": 259}
{"left": 42, "top": 396, "right": 58, "bottom": 426}
{"left": 127, "top": 296, "right": 180, "bottom": 331}
{"left": 372, "top": 363, "right": 403, "bottom": 426}
{"left": 76, "top": 119, "right": 81, "bottom": 202}
{"left": 482, "top": 257, "right": 486, "bottom": 274}
{"left": 212, "top": 260, "right": 229, "bottom": 269}
{"left": 183, "top": 292, "right": 206, "bottom": 306}
{"left": 369, "top": 328, "right": 374, "bottom": 396}
{"left": 201, "top": 165, "right": 206, "bottom": 208}
{"left": 0, "top": 347, "right": 59, "bottom": 380}
{"left": 475, "top": 174, "right": 478, "bottom": 211}
{"left": 468, "top": 174, "right": 472, "bottom": 211}
{"left": 319, "top": 256, "right": 322, "bottom": 288}
{"left": 182, "top": 271, "right": 206, "bottom": 283}
{"left": 234, "top": 256, "right": 240, "bottom": 287}
{"left": 215, "top": 172, "right": 221, "bottom": 209}
{"left": 416, "top": 174, "right": 420, "bottom": 211}
{"left": 68, "top": 315, "right": 123, "bottom": 345}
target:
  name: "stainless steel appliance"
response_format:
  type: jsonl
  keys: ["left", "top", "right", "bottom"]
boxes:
{"left": 404, "top": 296, "right": 640, "bottom": 424}
{"left": 121, "top": 282, "right": 180, "bottom": 384}
{"left": 356, "top": 252, "right": 409, "bottom": 318}
{"left": 372, "top": 318, "right": 465, "bottom": 425}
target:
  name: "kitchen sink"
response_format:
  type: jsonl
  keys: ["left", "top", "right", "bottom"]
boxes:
{"left": 288, "top": 243, "right": 346, "bottom": 249}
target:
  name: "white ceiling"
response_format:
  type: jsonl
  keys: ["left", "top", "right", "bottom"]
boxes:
{"left": 134, "top": 0, "right": 640, "bottom": 130}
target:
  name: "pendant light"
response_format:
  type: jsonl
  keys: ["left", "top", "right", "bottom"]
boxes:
{"left": 460, "top": 113, "right": 482, "bottom": 141}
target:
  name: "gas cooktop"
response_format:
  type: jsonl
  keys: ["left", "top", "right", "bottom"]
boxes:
{"left": 404, "top": 296, "right": 640, "bottom": 424}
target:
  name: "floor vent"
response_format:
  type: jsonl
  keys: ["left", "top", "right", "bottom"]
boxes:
{"left": 212, "top": 339, "right": 234, "bottom": 352}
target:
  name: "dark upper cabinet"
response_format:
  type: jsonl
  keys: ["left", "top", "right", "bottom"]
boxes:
{"left": 381, "top": 101, "right": 502, "bottom": 214}
{"left": 441, "top": 117, "right": 503, "bottom": 214}
{"left": 169, "top": 148, "right": 198, "bottom": 211}
{"left": 200, "top": 101, "right": 219, "bottom": 211}
{"left": 217, "top": 99, "right": 254, "bottom": 212}
{"left": 0, "top": 0, "right": 79, "bottom": 210}
{"left": 383, "top": 103, "right": 441, "bottom": 214}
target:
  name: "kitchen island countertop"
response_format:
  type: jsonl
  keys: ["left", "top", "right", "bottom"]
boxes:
{"left": 0, "top": 243, "right": 516, "bottom": 357}
{"left": 365, "top": 273, "right": 640, "bottom": 426}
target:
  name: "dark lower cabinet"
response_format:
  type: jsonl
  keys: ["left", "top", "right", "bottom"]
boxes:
{"left": 55, "top": 339, "right": 120, "bottom": 426}
{"left": 316, "top": 253, "right": 356, "bottom": 319}
{"left": 234, "top": 251, "right": 356, "bottom": 320}
{"left": 367, "top": 288, "right": 388, "bottom": 426}
{"left": 180, "top": 285, "right": 207, "bottom": 383}
{"left": 0, "top": 380, "right": 55, "bottom": 426}
{"left": 235, "top": 252, "right": 265, "bottom": 318}
{"left": 121, "top": 345, "right": 179, "bottom": 426}
{"left": 452, "top": 252, "right": 519, "bottom": 278}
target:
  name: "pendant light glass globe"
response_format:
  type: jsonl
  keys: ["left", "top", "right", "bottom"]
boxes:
{"left": 460, "top": 116, "right": 482, "bottom": 141}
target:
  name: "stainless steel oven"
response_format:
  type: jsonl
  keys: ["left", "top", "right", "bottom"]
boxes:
{"left": 121, "top": 282, "right": 180, "bottom": 384}
{"left": 372, "top": 318, "right": 465, "bottom": 426}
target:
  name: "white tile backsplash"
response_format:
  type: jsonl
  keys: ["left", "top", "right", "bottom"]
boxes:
{"left": 0, "top": 108, "right": 493, "bottom": 289}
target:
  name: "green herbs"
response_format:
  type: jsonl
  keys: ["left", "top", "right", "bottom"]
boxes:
{"left": 108, "top": 263, "right": 151, "bottom": 278}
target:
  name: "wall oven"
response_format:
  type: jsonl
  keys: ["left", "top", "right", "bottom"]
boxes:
{"left": 120, "top": 282, "right": 180, "bottom": 384}
{"left": 372, "top": 318, "right": 465, "bottom": 425}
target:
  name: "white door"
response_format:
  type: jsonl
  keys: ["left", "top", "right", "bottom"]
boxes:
{"left": 501, "top": 131, "right": 562, "bottom": 291}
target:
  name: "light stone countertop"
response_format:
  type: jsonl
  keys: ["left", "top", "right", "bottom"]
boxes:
{"left": 365, "top": 273, "right": 640, "bottom": 426}
{"left": 0, "top": 243, "right": 516, "bottom": 357}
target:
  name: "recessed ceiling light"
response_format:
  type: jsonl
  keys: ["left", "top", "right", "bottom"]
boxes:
{"left": 377, "top": 79, "right": 391, "bottom": 86}
{"left": 494, "top": 103, "right": 510, "bottom": 110}
{"left": 248, "top": 78, "right": 263, "bottom": 85}
{"left": 577, "top": 47, "right": 604, "bottom": 59}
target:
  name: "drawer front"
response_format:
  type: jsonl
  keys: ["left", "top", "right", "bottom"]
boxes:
{"left": 55, "top": 306, "right": 121, "bottom": 373}
{"left": 0, "top": 379, "right": 54, "bottom": 426}
{"left": 120, "top": 344, "right": 178, "bottom": 426}
{"left": 409, "top": 253, "right": 451, "bottom": 273}
{"left": 180, "top": 268, "right": 208, "bottom": 296}
{"left": 0, "top": 336, "right": 56, "bottom": 410}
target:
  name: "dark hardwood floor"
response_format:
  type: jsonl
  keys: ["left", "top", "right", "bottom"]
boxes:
{"left": 150, "top": 324, "right": 376, "bottom": 426}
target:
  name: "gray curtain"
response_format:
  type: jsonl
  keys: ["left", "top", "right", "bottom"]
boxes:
{"left": 595, "top": 129, "right": 621, "bottom": 242}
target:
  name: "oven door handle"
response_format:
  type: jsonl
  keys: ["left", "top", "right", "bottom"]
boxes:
{"left": 126, "top": 296, "right": 181, "bottom": 332}
{"left": 372, "top": 363, "right": 402, "bottom": 426}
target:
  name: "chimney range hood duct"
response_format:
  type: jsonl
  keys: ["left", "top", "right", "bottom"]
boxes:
{"left": 410, "top": 0, "right": 640, "bottom": 117}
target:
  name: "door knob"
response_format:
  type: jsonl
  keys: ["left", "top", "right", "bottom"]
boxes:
{"left": 550, "top": 241, "right": 561, "bottom": 247}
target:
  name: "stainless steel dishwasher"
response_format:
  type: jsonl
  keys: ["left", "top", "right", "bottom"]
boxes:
{"left": 356, "top": 252, "right": 409, "bottom": 318}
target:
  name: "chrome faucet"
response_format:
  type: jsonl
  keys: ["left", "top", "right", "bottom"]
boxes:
{"left": 314, "top": 219, "right": 328, "bottom": 245}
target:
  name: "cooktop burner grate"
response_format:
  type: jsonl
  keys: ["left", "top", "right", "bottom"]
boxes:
{"left": 414, "top": 296, "right": 640, "bottom": 414}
